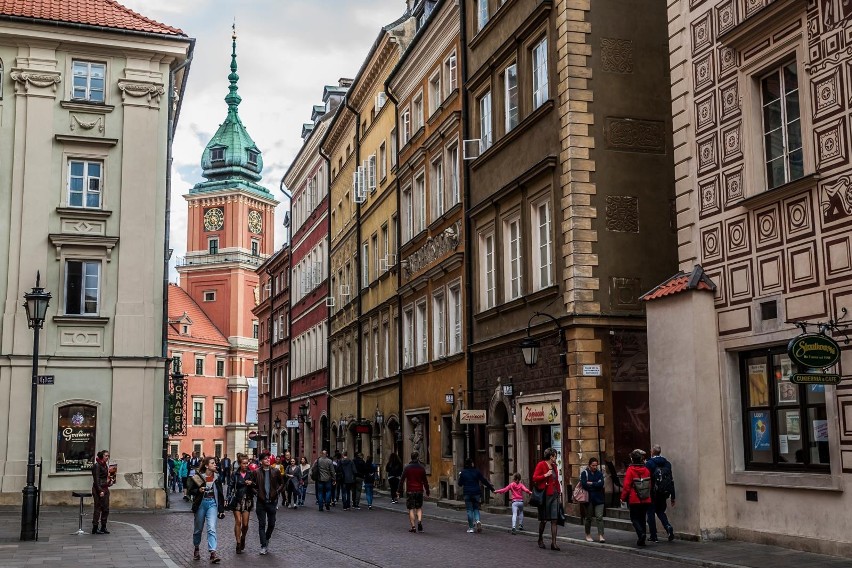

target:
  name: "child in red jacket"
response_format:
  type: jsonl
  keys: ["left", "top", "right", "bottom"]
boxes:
{"left": 620, "top": 449, "right": 653, "bottom": 547}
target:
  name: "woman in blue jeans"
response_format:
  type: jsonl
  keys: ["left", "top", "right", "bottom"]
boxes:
{"left": 457, "top": 459, "right": 494, "bottom": 533}
{"left": 188, "top": 457, "right": 225, "bottom": 563}
{"left": 363, "top": 456, "right": 377, "bottom": 509}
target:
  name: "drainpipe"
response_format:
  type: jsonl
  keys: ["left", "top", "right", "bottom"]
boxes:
{"left": 163, "top": 39, "right": 194, "bottom": 509}
{"left": 459, "top": 0, "right": 474, "bottom": 462}
{"left": 319, "top": 145, "right": 332, "bottom": 453}
{"left": 278, "top": 181, "right": 294, "bottom": 454}
{"left": 345, "top": 96, "right": 363, "bottom": 447}
{"left": 265, "top": 265, "right": 274, "bottom": 453}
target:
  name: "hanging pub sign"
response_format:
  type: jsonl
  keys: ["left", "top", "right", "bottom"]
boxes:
{"left": 459, "top": 409, "right": 487, "bottom": 424}
{"left": 168, "top": 377, "right": 187, "bottom": 436}
{"left": 787, "top": 334, "right": 841, "bottom": 368}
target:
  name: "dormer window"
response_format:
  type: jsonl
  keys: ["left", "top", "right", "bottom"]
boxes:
{"left": 247, "top": 149, "right": 259, "bottom": 165}
{"left": 211, "top": 147, "right": 225, "bottom": 162}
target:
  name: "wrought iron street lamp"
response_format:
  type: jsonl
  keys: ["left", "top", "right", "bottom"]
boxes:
{"left": 519, "top": 312, "right": 566, "bottom": 368}
{"left": 21, "top": 272, "right": 51, "bottom": 541}
{"left": 273, "top": 415, "right": 281, "bottom": 431}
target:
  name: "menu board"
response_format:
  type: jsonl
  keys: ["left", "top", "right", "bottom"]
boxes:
{"left": 56, "top": 404, "right": 97, "bottom": 472}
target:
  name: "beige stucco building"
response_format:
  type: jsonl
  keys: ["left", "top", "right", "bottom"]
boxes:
{"left": 0, "top": 3, "right": 192, "bottom": 507}
{"left": 646, "top": 0, "right": 852, "bottom": 556}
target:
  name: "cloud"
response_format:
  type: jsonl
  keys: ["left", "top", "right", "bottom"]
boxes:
{"left": 117, "top": 0, "right": 407, "bottom": 279}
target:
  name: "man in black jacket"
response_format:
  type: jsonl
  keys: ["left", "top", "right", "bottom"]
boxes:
{"left": 339, "top": 451, "right": 356, "bottom": 510}
{"left": 352, "top": 452, "right": 367, "bottom": 509}
{"left": 252, "top": 453, "right": 283, "bottom": 555}
{"left": 645, "top": 444, "right": 676, "bottom": 542}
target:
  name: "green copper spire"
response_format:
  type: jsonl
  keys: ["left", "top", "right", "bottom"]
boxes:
{"left": 191, "top": 25, "right": 271, "bottom": 198}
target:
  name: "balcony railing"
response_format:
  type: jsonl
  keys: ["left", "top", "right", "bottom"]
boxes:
{"left": 176, "top": 251, "right": 267, "bottom": 268}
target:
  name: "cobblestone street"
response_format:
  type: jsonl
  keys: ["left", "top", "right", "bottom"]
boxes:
{"left": 1, "top": 490, "right": 849, "bottom": 568}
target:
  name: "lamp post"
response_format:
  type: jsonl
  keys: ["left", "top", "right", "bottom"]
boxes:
{"left": 21, "top": 272, "right": 51, "bottom": 541}
{"left": 519, "top": 312, "right": 566, "bottom": 368}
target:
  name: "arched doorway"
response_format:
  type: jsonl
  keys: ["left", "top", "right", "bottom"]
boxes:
{"left": 386, "top": 417, "right": 402, "bottom": 459}
{"left": 488, "top": 386, "right": 515, "bottom": 505}
{"left": 320, "top": 415, "right": 330, "bottom": 453}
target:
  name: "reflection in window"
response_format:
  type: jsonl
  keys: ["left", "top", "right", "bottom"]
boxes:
{"left": 761, "top": 61, "right": 803, "bottom": 189}
{"left": 56, "top": 404, "right": 97, "bottom": 472}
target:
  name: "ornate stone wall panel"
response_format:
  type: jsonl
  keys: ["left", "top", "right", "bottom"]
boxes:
{"left": 695, "top": 93, "right": 718, "bottom": 134}
{"left": 701, "top": 222, "right": 725, "bottom": 265}
{"left": 604, "top": 118, "right": 667, "bottom": 153}
{"left": 692, "top": 10, "right": 715, "bottom": 55}
{"left": 719, "top": 79, "right": 741, "bottom": 123}
{"left": 814, "top": 116, "right": 849, "bottom": 172}
{"left": 699, "top": 175, "right": 723, "bottom": 218}
{"left": 753, "top": 202, "right": 784, "bottom": 250}
{"left": 718, "top": 45, "right": 739, "bottom": 79}
{"left": 725, "top": 213, "right": 751, "bottom": 259}
{"left": 727, "top": 259, "right": 754, "bottom": 304}
{"left": 782, "top": 191, "right": 816, "bottom": 242}
{"left": 704, "top": 266, "right": 728, "bottom": 306}
{"left": 601, "top": 38, "right": 634, "bottom": 73}
{"left": 757, "top": 251, "right": 786, "bottom": 295}
{"left": 786, "top": 240, "right": 820, "bottom": 291}
{"left": 721, "top": 121, "right": 743, "bottom": 164}
{"left": 609, "top": 277, "right": 643, "bottom": 312}
{"left": 819, "top": 173, "right": 852, "bottom": 230}
{"left": 693, "top": 51, "right": 716, "bottom": 93}
{"left": 823, "top": 234, "right": 852, "bottom": 282}
{"left": 723, "top": 166, "right": 745, "bottom": 206}
{"left": 820, "top": 0, "right": 852, "bottom": 31}
{"left": 811, "top": 65, "right": 844, "bottom": 121}
{"left": 717, "top": 305, "right": 752, "bottom": 334}
{"left": 605, "top": 196, "right": 640, "bottom": 232}
{"left": 697, "top": 132, "right": 720, "bottom": 174}
{"left": 59, "top": 328, "right": 103, "bottom": 347}
{"left": 716, "top": 0, "right": 738, "bottom": 36}
{"left": 741, "top": 0, "right": 768, "bottom": 19}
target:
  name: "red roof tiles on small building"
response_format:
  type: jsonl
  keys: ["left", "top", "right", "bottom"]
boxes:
{"left": 640, "top": 264, "right": 717, "bottom": 302}
{"left": 168, "top": 284, "right": 229, "bottom": 347}
{"left": 0, "top": 0, "right": 184, "bottom": 36}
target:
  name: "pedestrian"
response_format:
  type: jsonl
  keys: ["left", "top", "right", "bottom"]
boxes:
{"left": 220, "top": 454, "right": 232, "bottom": 491}
{"left": 252, "top": 452, "right": 283, "bottom": 555}
{"left": 332, "top": 452, "right": 343, "bottom": 506}
{"left": 353, "top": 452, "right": 367, "bottom": 509}
{"left": 645, "top": 444, "right": 676, "bottom": 542}
{"left": 604, "top": 460, "right": 622, "bottom": 508}
{"left": 280, "top": 450, "right": 292, "bottom": 507}
{"left": 91, "top": 449, "right": 114, "bottom": 535}
{"left": 494, "top": 473, "right": 532, "bottom": 534}
{"left": 363, "top": 455, "right": 378, "bottom": 509}
{"left": 180, "top": 455, "right": 190, "bottom": 501}
{"left": 580, "top": 457, "right": 606, "bottom": 542}
{"left": 399, "top": 451, "right": 430, "bottom": 533}
{"left": 532, "top": 447, "right": 562, "bottom": 551}
{"left": 188, "top": 456, "right": 225, "bottom": 563}
{"left": 314, "top": 450, "right": 335, "bottom": 511}
{"left": 339, "top": 451, "right": 356, "bottom": 510}
{"left": 458, "top": 459, "right": 495, "bottom": 533}
{"left": 230, "top": 457, "right": 255, "bottom": 554}
{"left": 386, "top": 453, "right": 403, "bottom": 504}
{"left": 621, "top": 449, "right": 653, "bottom": 547}
{"left": 298, "top": 456, "right": 311, "bottom": 507}
{"left": 285, "top": 458, "right": 300, "bottom": 509}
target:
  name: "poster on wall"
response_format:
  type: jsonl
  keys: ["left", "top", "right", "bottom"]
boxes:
{"left": 246, "top": 378, "right": 258, "bottom": 424}
{"left": 751, "top": 411, "right": 771, "bottom": 451}
{"left": 550, "top": 425, "right": 563, "bottom": 486}
{"left": 748, "top": 364, "right": 769, "bottom": 406}
{"left": 813, "top": 420, "right": 829, "bottom": 442}
{"left": 786, "top": 411, "right": 801, "bottom": 440}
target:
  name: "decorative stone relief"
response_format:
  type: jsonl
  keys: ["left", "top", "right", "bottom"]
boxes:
{"left": 60, "top": 329, "right": 102, "bottom": 347}
{"left": 743, "top": 0, "right": 766, "bottom": 19}
{"left": 70, "top": 114, "right": 104, "bottom": 133}
{"left": 753, "top": 203, "right": 783, "bottom": 250}
{"left": 10, "top": 69, "right": 61, "bottom": 94}
{"left": 721, "top": 121, "right": 743, "bottom": 164}
{"left": 704, "top": 266, "right": 727, "bottom": 306}
{"left": 605, "top": 196, "right": 639, "bottom": 233}
{"left": 601, "top": 38, "right": 634, "bottom": 73}
{"left": 727, "top": 259, "right": 754, "bottom": 304}
{"left": 695, "top": 93, "right": 717, "bottom": 134}
{"left": 821, "top": 0, "right": 852, "bottom": 31}
{"left": 604, "top": 118, "right": 666, "bottom": 153}
{"left": 787, "top": 241, "right": 819, "bottom": 291}
{"left": 824, "top": 235, "right": 852, "bottom": 281}
{"left": 820, "top": 174, "right": 852, "bottom": 229}
{"left": 691, "top": 11, "right": 714, "bottom": 54}
{"left": 783, "top": 192, "right": 815, "bottom": 242}
{"left": 117, "top": 79, "right": 165, "bottom": 106}
{"left": 814, "top": 116, "right": 849, "bottom": 171}
{"left": 699, "top": 175, "right": 722, "bottom": 218}
{"left": 719, "top": 80, "right": 741, "bottom": 122}
{"left": 757, "top": 252, "right": 785, "bottom": 295}
{"left": 697, "top": 133, "right": 719, "bottom": 174}
{"left": 61, "top": 219, "right": 105, "bottom": 235}
{"left": 718, "top": 46, "right": 738, "bottom": 79}
{"left": 401, "top": 221, "right": 461, "bottom": 281}
{"left": 811, "top": 66, "right": 843, "bottom": 120}
{"left": 725, "top": 214, "right": 751, "bottom": 259}
{"left": 700, "top": 222, "right": 724, "bottom": 265}
{"left": 723, "top": 166, "right": 744, "bottom": 206}
{"left": 693, "top": 51, "right": 715, "bottom": 93}
{"left": 716, "top": 0, "right": 737, "bottom": 36}
{"left": 609, "top": 277, "right": 643, "bottom": 311}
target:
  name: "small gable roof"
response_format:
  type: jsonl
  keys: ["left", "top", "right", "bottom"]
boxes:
{"left": 0, "top": 0, "right": 185, "bottom": 36}
{"left": 167, "top": 284, "right": 229, "bottom": 347}
{"left": 640, "top": 264, "right": 716, "bottom": 302}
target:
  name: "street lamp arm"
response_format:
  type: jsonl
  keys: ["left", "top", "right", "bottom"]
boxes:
{"left": 527, "top": 312, "right": 565, "bottom": 342}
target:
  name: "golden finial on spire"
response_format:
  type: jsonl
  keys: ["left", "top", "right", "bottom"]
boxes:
{"left": 232, "top": 19, "right": 236, "bottom": 40}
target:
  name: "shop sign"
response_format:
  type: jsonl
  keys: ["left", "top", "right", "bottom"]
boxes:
{"left": 787, "top": 334, "right": 841, "bottom": 368}
{"left": 790, "top": 373, "right": 842, "bottom": 385}
{"left": 581, "top": 365, "right": 601, "bottom": 376}
{"left": 459, "top": 409, "right": 487, "bottom": 424}
{"left": 270, "top": 442, "right": 279, "bottom": 456}
{"left": 168, "top": 377, "right": 187, "bottom": 436}
{"left": 520, "top": 402, "right": 560, "bottom": 426}
{"left": 354, "top": 423, "right": 371, "bottom": 434}
{"left": 285, "top": 419, "right": 299, "bottom": 428}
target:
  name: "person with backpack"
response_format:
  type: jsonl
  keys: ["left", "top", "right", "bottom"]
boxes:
{"left": 620, "top": 449, "right": 653, "bottom": 547}
{"left": 363, "top": 455, "right": 378, "bottom": 509}
{"left": 645, "top": 444, "right": 676, "bottom": 542}
{"left": 457, "top": 459, "right": 495, "bottom": 533}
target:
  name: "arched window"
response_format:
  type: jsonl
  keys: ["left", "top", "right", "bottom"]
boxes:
{"left": 56, "top": 403, "right": 97, "bottom": 472}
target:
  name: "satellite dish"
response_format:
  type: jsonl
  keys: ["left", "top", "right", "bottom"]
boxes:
{"left": 283, "top": 212, "right": 291, "bottom": 228}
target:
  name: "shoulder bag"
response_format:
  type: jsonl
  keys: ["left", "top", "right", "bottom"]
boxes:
{"left": 572, "top": 469, "right": 589, "bottom": 503}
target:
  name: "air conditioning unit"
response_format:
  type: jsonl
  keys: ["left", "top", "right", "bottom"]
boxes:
{"left": 462, "top": 139, "right": 483, "bottom": 160}
{"left": 379, "top": 258, "right": 388, "bottom": 273}
{"left": 386, "top": 254, "right": 397, "bottom": 268}
{"left": 325, "top": 296, "right": 335, "bottom": 308}
{"left": 340, "top": 284, "right": 351, "bottom": 297}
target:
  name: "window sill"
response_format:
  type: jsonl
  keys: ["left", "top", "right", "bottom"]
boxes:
{"left": 55, "top": 134, "right": 118, "bottom": 146}
{"left": 49, "top": 471, "right": 93, "bottom": 477}
{"left": 61, "top": 100, "right": 115, "bottom": 114}
{"left": 474, "top": 285, "right": 559, "bottom": 322}
{"left": 427, "top": 202, "right": 462, "bottom": 233}
{"left": 56, "top": 207, "right": 113, "bottom": 220}
{"left": 469, "top": 0, "right": 524, "bottom": 51}
{"left": 426, "top": 89, "right": 459, "bottom": 127}
{"left": 739, "top": 173, "right": 819, "bottom": 210}
{"left": 471, "top": 99, "right": 554, "bottom": 171}
{"left": 727, "top": 468, "right": 840, "bottom": 491}
{"left": 717, "top": 0, "right": 806, "bottom": 51}
{"left": 53, "top": 315, "right": 109, "bottom": 325}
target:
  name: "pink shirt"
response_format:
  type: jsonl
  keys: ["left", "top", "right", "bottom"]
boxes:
{"left": 494, "top": 481, "right": 532, "bottom": 501}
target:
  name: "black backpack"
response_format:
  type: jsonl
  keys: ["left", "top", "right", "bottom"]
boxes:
{"left": 653, "top": 465, "right": 674, "bottom": 498}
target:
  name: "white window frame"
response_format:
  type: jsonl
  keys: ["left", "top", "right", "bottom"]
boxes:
{"left": 760, "top": 60, "right": 804, "bottom": 189}
{"left": 67, "top": 159, "right": 103, "bottom": 209}
{"left": 532, "top": 37, "right": 549, "bottom": 109}
{"left": 480, "top": 230, "right": 496, "bottom": 311}
{"left": 448, "top": 281, "right": 462, "bottom": 355}
{"left": 403, "top": 305, "right": 414, "bottom": 369}
{"left": 479, "top": 90, "right": 492, "bottom": 150}
{"left": 431, "top": 157, "right": 444, "bottom": 221}
{"left": 504, "top": 63, "right": 519, "bottom": 132}
{"left": 382, "top": 319, "right": 390, "bottom": 378}
{"left": 216, "top": 359, "right": 225, "bottom": 377}
{"left": 432, "top": 290, "right": 446, "bottom": 360}
{"left": 208, "top": 237, "right": 219, "bottom": 255}
{"left": 362, "top": 241, "right": 370, "bottom": 288}
{"left": 531, "top": 198, "right": 553, "bottom": 291}
{"left": 412, "top": 90, "right": 424, "bottom": 132}
{"left": 444, "top": 51, "right": 458, "bottom": 96}
{"left": 415, "top": 172, "right": 426, "bottom": 234}
{"left": 402, "top": 185, "right": 413, "bottom": 243}
{"left": 477, "top": 0, "right": 489, "bottom": 31}
{"left": 64, "top": 259, "right": 101, "bottom": 316}
{"left": 429, "top": 70, "right": 442, "bottom": 115}
{"left": 214, "top": 401, "right": 225, "bottom": 426}
{"left": 195, "top": 357, "right": 205, "bottom": 376}
{"left": 372, "top": 326, "right": 379, "bottom": 380}
{"left": 192, "top": 399, "right": 204, "bottom": 426}
{"left": 71, "top": 60, "right": 106, "bottom": 103}
{"left": 401, "top": 109, "right": 411, "bottom": 145}
{"left": 415, "top": 299, "right": 428, "bottom": 365}
{"left": 446, "top": 142, "right": 460, "bottom": 207}
{"left": 504, "top": 215, "right": 523, "bottom": 300}
{"left": 379, "top": 142, "right": 387, "bottom": 180}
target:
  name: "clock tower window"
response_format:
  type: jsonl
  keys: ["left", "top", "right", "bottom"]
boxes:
{"left": 251, "top": 239, "right": 260, "bottom": 257}
{"left": 208, "top": 237, "right": 219, "bottom": 255}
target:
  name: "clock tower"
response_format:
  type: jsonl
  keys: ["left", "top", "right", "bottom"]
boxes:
{"left": 175, "top": 29, "right": 277, "bottom": 456}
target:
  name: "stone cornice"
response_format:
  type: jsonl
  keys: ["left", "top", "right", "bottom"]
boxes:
{"left": 48, "top": 233, "right": 119, "bottom": 261}
{"left": 322, "top": 108, "right": 356, "bottom": 155}
{"left": 11, "top": 68, "right": 61, "bottom": 95}
{"left": 349, "top": 33, "right": 397, "bottom": 111}
{"left": 117, "top": 78, "right": 165, "bottom": 106}
{"left": 284, "top": 120, "right": 327, "bottom": 192}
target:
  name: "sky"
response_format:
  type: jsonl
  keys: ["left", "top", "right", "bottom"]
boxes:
{"left": 118, "top": 0, "right": 407, "bottom": 280}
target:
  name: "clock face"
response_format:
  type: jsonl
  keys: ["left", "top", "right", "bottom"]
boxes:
{"left": 204, "top": 208, "right": 224, "bottom": 231}
{"left": 248, "top": 210, "right": 263, "bottom": 234}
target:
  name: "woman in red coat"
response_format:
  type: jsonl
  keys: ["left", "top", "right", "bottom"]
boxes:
{"left": 532, "top": 448, "right": 562, "bottom": 551}
{"left": 620, "top": 449, "right": 653, "bottom": 547}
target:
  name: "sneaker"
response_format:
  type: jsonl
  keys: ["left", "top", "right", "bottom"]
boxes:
{"left": 649, "top": 537, "right": 659, "bottom": 542}
{"left": 193, "top": 547, "right": 200, "bottom": 561}
{"left": 368, "top": 505, "right": 372, "bottom": 510}
{"left": 260, "top": 547, "right": 268, "bottom": 555}
{"left": 585, "top": 534, "right": 593, "bottom": 542}
{"left": 511, "top": 528, "right": 517, "bottom": 535}
{"left": 599, "top": 536, "right": 606, "bottom": 543}
{"left": 667, "top": 527, "right": 675, "bottom": 541}
{"left": 210, "top": 551, "right": 221, "bottom": 564}
{"left": 325, "top": 504, "right": 330, "bottom": 511}
{"left": 518, "top": 524, "right": 524, "bottom": 531}
{"left": 408, "top": 527, "right": 416, "bottom": 533}
{"left": 475, "top": 521, "right": 481, "bottom": 533}
{"left": 417, "top": 522, "right": 424, "bottom": 532}
{"left": 391, "top": 499, "right": 398, "bottom": 504}
{"left": 467, "top": 528, "right": 475, "bottom": 533}
{"left": 355, "top": 506, "right": 361, "bottom": 510}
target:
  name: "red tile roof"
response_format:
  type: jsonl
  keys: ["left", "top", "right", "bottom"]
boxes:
{"left": 0, "top": 0, "right": 185, "bottom": 36}
{"left": 168, "top": 284, "right": 229, "bottom": 347}
{"left": 640, "top": 264, "right": 716, "bottom": 302}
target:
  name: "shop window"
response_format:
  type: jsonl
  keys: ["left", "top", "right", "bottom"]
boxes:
{"left": 740, "top": 347, "right": 830, "bottom": 471}
{"left": 56, "top": 404, "right": 97, "bottom": 472}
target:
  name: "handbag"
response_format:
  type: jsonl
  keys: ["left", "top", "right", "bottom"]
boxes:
{"left": 556, "top": 502, "right": 566, "bottom": 526}
{"left": 529, "top": 484, "right": 545, "bottom": 507}
{"left": 572, "top": 471, "right": 589, "bottom": 503}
